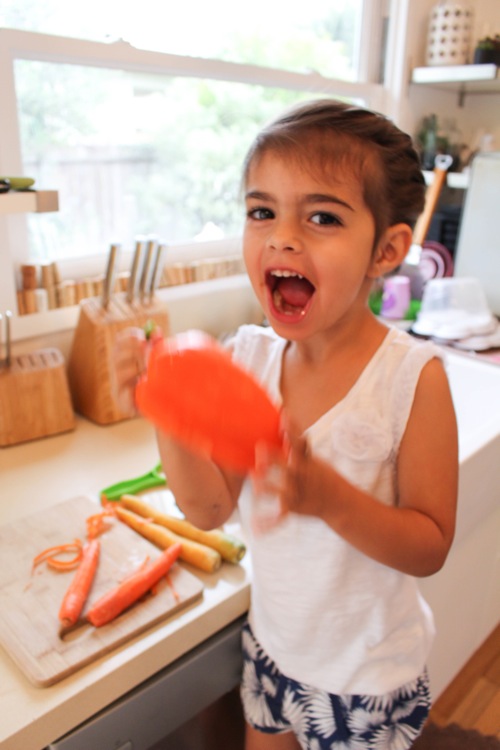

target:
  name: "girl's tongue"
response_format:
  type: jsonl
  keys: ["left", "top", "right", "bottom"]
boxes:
{"left": 270, "top": 273, "right": 315, "bottom": 314}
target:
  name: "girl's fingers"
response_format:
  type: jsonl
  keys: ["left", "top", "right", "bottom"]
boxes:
{"left": 110, "top": 328, "right": 149, "bottom": 415}
{"left": 287, "top": 432, "right": 310, "bottom": 468}
{"left": 253, "top": 441, "right": 285, "bottom": 493}
{"left": 252, "top": 441, "right": 288, "bottom": 533}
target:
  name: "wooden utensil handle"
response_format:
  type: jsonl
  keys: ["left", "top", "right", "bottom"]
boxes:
{"left": 412, "top": 168, "right": 448, "bottom": 247}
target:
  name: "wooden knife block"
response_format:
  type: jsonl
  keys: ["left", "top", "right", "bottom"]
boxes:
{"left": 67, "top": 294, "right": 169, "bottom": 425}
{"left": 0, "top": 348, "right": 75, "bottom": 447}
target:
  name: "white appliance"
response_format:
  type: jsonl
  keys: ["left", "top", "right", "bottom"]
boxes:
{"left": 453, "top": 152, "right": 500, "bottom": 317}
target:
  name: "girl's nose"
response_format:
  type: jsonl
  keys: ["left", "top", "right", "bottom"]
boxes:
{"left": 267, "top": 219, "right": 302, "bottom": 253}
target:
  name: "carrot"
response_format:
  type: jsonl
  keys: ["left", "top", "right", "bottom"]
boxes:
{"left": 58, "top": 539, "right": 100, "bottom": 629}
{"left": 32, "top": 540, "right": 83, "bottom": 573}
{"left": 115, "top": 506, "right": 221, "bottom": 573}
{"left": 135, "top": 330, "right": 283, "bottom": 472}
{"left": 120, "top": 494, "right": 246, "bottom": 563}
{"left": 86, "top": 543, "right": 182, "bottom": 627}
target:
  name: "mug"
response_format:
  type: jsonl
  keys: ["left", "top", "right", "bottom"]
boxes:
{"left": 381, "top": 276, "right": 411, "bottom": 319}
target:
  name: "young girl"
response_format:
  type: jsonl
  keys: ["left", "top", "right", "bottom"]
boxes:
{"left": 114, "top": 99, "right": 458, "bottom": 750}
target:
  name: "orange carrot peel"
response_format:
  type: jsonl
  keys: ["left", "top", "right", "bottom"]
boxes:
{"left": 86, "top": 507, "right": 116, "bottom": 539}
{"left": 58, "top": 539, "right": 101, "bottom": 629}
{"left": 86, "top": 542, "right": 182, "bottom": 627}
{"left": 32, "top": 540, "right": 83, "bottom": 573}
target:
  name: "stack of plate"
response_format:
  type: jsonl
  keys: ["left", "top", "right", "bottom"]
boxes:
{"left": 412, "top": 277, "right": 500, "bottom": 350}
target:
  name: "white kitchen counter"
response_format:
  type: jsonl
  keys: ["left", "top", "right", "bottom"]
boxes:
{"left": 0, "top": 416, "right": 252, "bottom": 750}
{"left": 1, "top": 347, "right": 499, "bottom": 750}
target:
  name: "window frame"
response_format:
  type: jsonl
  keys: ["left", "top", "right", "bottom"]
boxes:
{"left": 0, "top": 0, "right": 403, "bottom": 340}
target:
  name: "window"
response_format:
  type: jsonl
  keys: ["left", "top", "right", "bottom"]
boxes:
{"left": 2, "top": 0, "right": 365, "bottom": 78}
{"left": 18, "top": 64, "right": 315, "bottom": 260}
{"left": 0, "top": 1, "right": 388, "bottom": 329}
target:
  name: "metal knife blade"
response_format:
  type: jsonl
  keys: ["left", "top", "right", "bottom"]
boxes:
{"left": 148, "top": 242, "right": 166, "bottom": 300}
{"left": 139, "top": 236, "right": 157, "bottom": 301}
{"left": 102, "top": 242, "right": 121, "bottom": 309}
{"left": 5, "top": 309, "right": 12, "bottom": 368}
{"left": 127, "top": 236, "right": 146, "bottom": 305}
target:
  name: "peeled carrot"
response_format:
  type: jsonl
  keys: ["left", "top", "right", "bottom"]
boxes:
{"left": 86, "top": 543, "right": 182, "bottom": 627}
{"left": 135, "top": 330, "right": 283, "bottom": 472}
{"left": 115, "top": 506, "right": 221, "bottom": 573}
{"left": 58, "top": 539, "right": 100, "bottom": 629}
{"left": 120, "top": 494, "right": 246, "bottom": 563}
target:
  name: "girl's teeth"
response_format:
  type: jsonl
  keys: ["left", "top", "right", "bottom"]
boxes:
{"left": 271, "top": 270, "right": 304, "bottom": 279}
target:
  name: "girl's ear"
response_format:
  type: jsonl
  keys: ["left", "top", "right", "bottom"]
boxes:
{"left": 368, "top": 223, "right": 413, "bottom": 279}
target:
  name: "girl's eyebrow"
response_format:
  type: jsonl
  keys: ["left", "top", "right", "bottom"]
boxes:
{"left": 245, "top": 189, "right": 354, "bottom": 212}
{"left": 245, "top": 189, "right": 273, "bottom": 202}
{"left": 306, "top": 193, "right": 354, "bottom": 211}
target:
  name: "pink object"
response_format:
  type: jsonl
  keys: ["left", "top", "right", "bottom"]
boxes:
{"left": 381, "top": 276, "right": 411, "bottom": 319}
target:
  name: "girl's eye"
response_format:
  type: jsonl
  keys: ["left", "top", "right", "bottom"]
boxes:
{"left": 311, "top": 211, "right": 343, "bottom": 226}
{"left": 247, "top": 206, "right": 274, "bottom": 221}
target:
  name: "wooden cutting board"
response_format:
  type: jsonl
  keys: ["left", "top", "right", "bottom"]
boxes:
{"left": 0, "top": 496, "right": 204, "bottom": 687}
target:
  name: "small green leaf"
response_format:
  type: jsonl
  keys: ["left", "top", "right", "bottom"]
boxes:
{"left": 144, "top": 319, "right": 156, "bottom": 340}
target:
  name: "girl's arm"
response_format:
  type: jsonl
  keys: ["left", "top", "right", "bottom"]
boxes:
{"left": 156, "top": 430, "right": 244, "bottom": 530}
{"left": 111, "top": 327, "right": 244, "bottom": 529}
{"left": 264, "top": 358, "right": 458, "bottom": 577}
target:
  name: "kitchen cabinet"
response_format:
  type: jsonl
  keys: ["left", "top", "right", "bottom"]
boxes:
{"left": 0, "top": 415, "right": 251, "bottom": 750}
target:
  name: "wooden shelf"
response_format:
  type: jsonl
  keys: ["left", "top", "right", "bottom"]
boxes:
{"left": 423, "top": 170, "right": 469, "bottom": 189}
{"left": 0, "top": 190, "right": 59, "bottom": 216}
{"left": 411, "top": 63, "right": 500, "bottom": 105}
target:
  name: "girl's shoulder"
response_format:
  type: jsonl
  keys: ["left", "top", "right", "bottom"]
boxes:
{"left": 224, "top": 324, "right": 283, "bottom": 362}
{"left": 224, "top": 324, "right": 287, "bottom": 387}
{"left": 381, "top": 327, "right": 444, "bottom": 378}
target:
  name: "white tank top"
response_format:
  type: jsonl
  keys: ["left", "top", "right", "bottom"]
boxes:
{"left": 229, "top": 324, "right": 441, "bottom": 695}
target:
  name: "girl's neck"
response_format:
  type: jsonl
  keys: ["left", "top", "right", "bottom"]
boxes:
{"left": 279, "top": 314, "right": 391, "bottom": 431}
{"left": 286, "top": 309, "right": 387, "bottom": 367}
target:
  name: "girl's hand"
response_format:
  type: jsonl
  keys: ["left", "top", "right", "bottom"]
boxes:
{"left": 251, "top": 415, "right": 319, "bottom": 531}
{"left": 111, "top": 325, "right": 162, "bottom": 416}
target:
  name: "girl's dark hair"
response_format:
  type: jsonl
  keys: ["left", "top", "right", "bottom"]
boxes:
{"left": 242, "top": 98, "right": 426, "bottom": 246}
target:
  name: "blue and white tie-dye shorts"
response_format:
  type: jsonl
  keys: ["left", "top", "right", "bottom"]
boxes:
{"left": 240, "top": 621, "right": 431, "bottom": 750}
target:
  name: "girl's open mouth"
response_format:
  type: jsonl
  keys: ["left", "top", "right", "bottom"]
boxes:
{"left": 266, "top": 269, "right": 315, "bottom": 320}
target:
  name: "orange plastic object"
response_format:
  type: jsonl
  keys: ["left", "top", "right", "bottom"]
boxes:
{"left": 135, "top": 330, "right": 282, "bottom": 472}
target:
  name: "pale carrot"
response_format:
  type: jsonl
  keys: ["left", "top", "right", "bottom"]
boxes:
{"left": 86, "top": 542, "right": 182, "bottom": 627}
{"left": 58, "top": 539, "right": 100, "bottom": 629}
{"left": 115, "top": 505, "right": 221, "bottom": 573}
{"left": 120, "top": 495, "right": 246, "bottom": 563}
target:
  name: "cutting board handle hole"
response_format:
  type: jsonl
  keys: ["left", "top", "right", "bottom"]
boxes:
{"left": 59, "top": 620, "right": 93, "bottom": 642}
